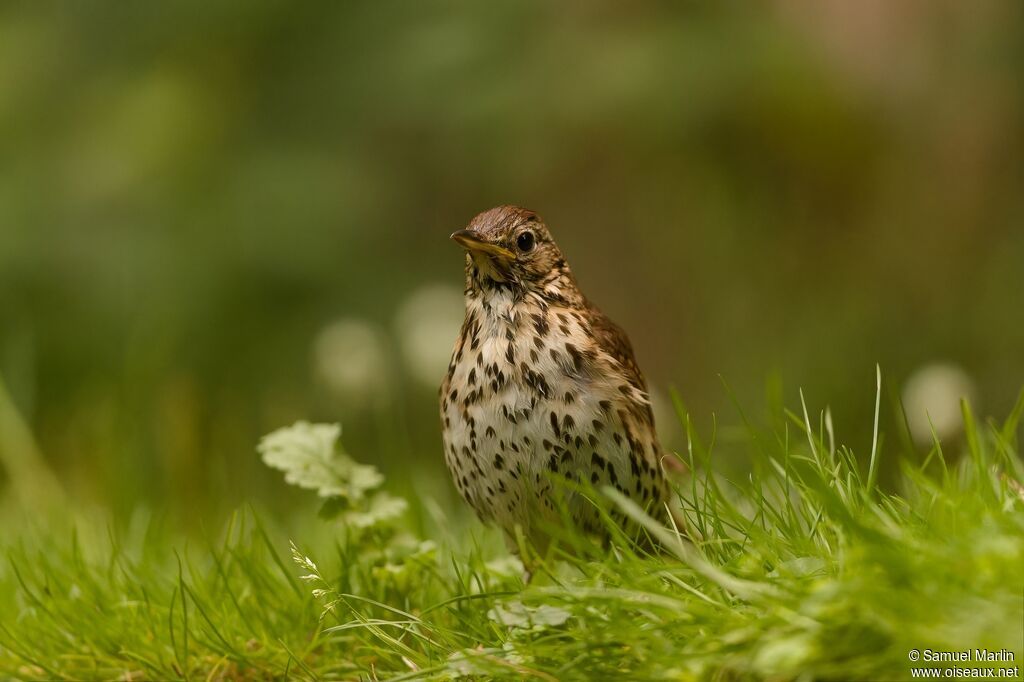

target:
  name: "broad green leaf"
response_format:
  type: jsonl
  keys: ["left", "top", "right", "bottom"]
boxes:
{"left": 259, "top": 421, "right": 383, "bottom": 502}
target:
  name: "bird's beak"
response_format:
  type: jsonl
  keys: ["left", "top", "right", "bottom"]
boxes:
{"left": 450, "top": 230, "right": 516, "bottom": 261}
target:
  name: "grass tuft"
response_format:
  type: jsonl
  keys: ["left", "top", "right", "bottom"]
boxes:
{"left": 1, "top": 386, "right": 1022, "bottom": 680}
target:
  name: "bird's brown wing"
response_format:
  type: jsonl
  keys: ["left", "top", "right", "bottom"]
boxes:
{"left": 584, "top": 303, "right": 649, "bottom": 394}
{"left": 586, "top": 303, "right": 689, "bottom": 477}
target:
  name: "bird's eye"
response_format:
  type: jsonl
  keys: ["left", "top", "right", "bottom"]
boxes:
{"left": 516, "top": 231, "right": 535, "bottom": 252}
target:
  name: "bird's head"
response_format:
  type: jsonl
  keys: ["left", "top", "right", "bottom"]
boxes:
{"left": 451, "top": 206, "right": 569, "bottom": 295}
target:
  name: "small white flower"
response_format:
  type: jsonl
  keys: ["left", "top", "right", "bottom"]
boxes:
{"left": 902, "top": 363, "right": 976, "bottom": 445}
{"left": 394, "top": 284, "right": 464, "bottom": 388}
{"left": 312, "top": 318, "right": 389, "bottom": 399}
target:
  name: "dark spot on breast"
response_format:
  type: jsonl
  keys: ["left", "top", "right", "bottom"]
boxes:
{"left": 565, "top": 344, "right": 584, "bottom": 372}
{"left": 493, "top": 454, "right": 504, "bottom": 469}
{"left": 522, "top": 365, "right": 551, "bottom": 399}
{"left": 550, "top": 412, "right": 561, "bottom": 438}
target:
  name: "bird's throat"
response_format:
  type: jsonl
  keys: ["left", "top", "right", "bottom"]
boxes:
{"left": 468, "top": 252, "right": 511, "bottom": 284}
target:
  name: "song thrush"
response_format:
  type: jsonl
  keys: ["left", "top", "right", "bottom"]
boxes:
{"left": 440, "top": 206, "right": 673, "bottom": 550}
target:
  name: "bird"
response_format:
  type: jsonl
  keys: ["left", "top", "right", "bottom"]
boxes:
{"left": 440, "top": 205, "right": 677, "bottom": 552}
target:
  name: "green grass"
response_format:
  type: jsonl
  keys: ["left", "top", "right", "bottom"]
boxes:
{"left": 1, "top": 386, "right": 1023, "bottom": 681}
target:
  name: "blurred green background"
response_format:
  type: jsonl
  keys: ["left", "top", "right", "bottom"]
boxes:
{"left": 1, "top": 1, "right": 1022, "bottom": 526}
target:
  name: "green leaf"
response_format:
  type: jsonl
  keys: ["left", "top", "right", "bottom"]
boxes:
{"left": 487, "top": 601, "right": 571, "bottom": 631}
{"left": 258, "top": 422, "right": 383, "bottom": 502}
{"left": 341, "top": 493, "right": 408, "bottom": 529}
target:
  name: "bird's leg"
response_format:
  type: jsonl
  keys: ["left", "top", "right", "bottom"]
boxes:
{"left": 506, "top": 526, "right": 545, "bottom": 584}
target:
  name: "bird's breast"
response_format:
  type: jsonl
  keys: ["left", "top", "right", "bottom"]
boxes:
{"left": 440, "top": 298, "right": 665, "bottom": 536}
